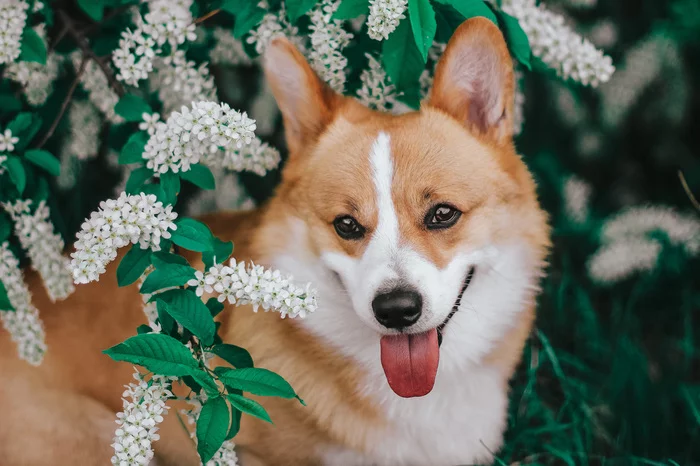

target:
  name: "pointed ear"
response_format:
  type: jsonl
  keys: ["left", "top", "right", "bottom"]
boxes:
{"left": 427, "top": 17, "right": 515, "bottom": 142}
{"left": 262, "top": 38, "right": 340, "bottom": 156}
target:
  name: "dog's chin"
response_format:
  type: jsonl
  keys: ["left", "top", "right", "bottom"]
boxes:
{"left": 379, "top": 266, "right": 476, "bottom": 398}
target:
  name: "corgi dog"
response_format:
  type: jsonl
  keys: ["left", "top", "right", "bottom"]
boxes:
{"left": 0, "top": 17, "right": 549, "bottom": 466}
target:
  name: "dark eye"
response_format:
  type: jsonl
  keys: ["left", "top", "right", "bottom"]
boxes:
{"left": 333, "top": 215, "right": 365, "bottom": 240}
{"left": 425, "top": 204, "right": 461, "bottom": 230}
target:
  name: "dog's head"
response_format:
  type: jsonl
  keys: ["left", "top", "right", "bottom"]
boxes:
{"left": 262, "top": 18, "right": 550, "bottom": 398}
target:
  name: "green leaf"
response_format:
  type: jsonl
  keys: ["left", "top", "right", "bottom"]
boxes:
{"left": 211, "top": 344, "right": 254, "bottom": 369}
{"left": 125, "top": 166, "right": 153, "bottom": 194}
{"left": 170, "top": 218, "right": 215, "bottom": 252}
{"left": 19, "top": 28, "right": 47, "bottom": 64}
{"left": 382, "top": 19, "right": 425, "bottom": 109}
{"left": 78, "top": 0, "right": 105, "bottom": 21}
{"left": 206, "top": 298, "right": 225, "bottom": 318}
{"left": 136, "top": 324, "right": 152, "bottom": 334}
{"left": 0, "top": 281, "right": 14, "bottom": 311}
{"left": 152, "top": 251, "right": 189, "bottom": 266}
{"left": 115, "top": 94, "right": 153, "bottom": 122}
{"left": 180, "top": 164, "right": 215, "bottom": 190}
{"left": 227, "top": 1, "right": 266, "bottom": 39}
{"left": 333, "top": 0, "right": 369, "bottom": 19}
{"left": 156, "top": 299, "right": 176, "bottom": 335}
{"left": 227, "top": 393, "right": 272, "bottom": 423}
{"left": 434, "top": 0, "right": 497, "bottom": 24}
{"left": 160, "top": 171, "right": 180, "bottom": 205}
{"left": 119, "top": 131, "right": 149, "bottom": 164}
{"left": 0, "top": 218, "right": 11, "bottom": 242}
{"left": 117, "top": 245, "right": 153, "bottom": 287}
{"left": 433, "top": 3, "right": 462, "bottom": 43}
{"left": 216, "top": 368, "right": 300, "bottom": 401}
{"left": 103, "top": 333, "right": 199, "bottom": 376}
{"left": 190, "top": 369, "right": 221, "bottom": 397}
{"left": 7, "top": 113, "right": 33, "bottom": 136}
{"left": 202, "top": 237, "right": 233, "bottom": 269}
{"left": 24, "top": 149, "right": 60, "bottom": 176}
{"left": 286, "top": 0, "right": 317, "bottom": 23}
{"left": 493, "top": 9, "right": 532, "bottom": 70}
{"left": 140, "top": 263, "right": 197, "bottom": 294}
{"left": 157, "top": 289, "right": 216, "bottom": 346}
{"left": 408, "top": 0, "right": 437, "bottom": 62}
{"left": 226, "top": 408, "right": 242, "bottom": 440}
{"left": 6, "top": 156, "right": 26, "bottom": 195}
{"left": 196, "top": 396, "right": 230, "bottom": 463}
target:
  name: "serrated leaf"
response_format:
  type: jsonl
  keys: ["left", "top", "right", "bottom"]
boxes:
{"left": 103, "top": 333, "right": 198, "bottom": 376}
{"left": 408, "top": 0, "right": 437, "bottom": 62}
{"left": 156, "top": 299, "right": 176, "bottom": 335}
{"left": 115, "top": 94, "right": 153, "bottom": 122}
{"left": 190, "top": 369, "right": 220, "bottom": 397}
{"left": 24, "top": 149, "right": 60, "bottom": 176}
{"left": 157, "top": 289, "right": 216, "bottom": 345}
{"left": 434, "top": 0, "right": 497, "bottom": 24}
{"left": 78, "top": 0, "right": 105, "bottom": 21}
{"left": 6, "top": 156, "right": 26, "bottom": 195}
{"left": 211, "top": 344, "right": 254, "bottom": 369}
{"left": 125, "top": 166, "right": 153, "bottom": 194}
{"left": 286, "top": 0, "right": 317, "bottom": 23}
{"left": 333, "top": 0, "right": 369, "bottom": 19}
{"left": 0, "top": 281, "right": 14, "bottom": 311}
{"left": 19, "top": 28, "right": 47, "bottom": 64}
{"left": 180, "top": 164, "right": 215, "bottom": 190}
{"left": 152, "top": 251, "right": 189, "bottom": 267}
{"left": 119, "top": 131, "right": 149, "bottom": 164}
{"left": 382, "top": 19, "right": 425, "bottom": 109}
{"left": 171, "top": 218, "right": 214, "bottom": 252}
{"left": 117, "top": 245, "right": 153, "bottom": 287}
{"left": 206, "top": 298, "right": 225, "bottom": 318}
{"left": 227, "top": 393, "right": 272, "bottom": 423}
{"left": 493, "top": 9, "right": 532, "bottom": 70}
{"left": 140, "top": 263, "right": 197, "bottom": 294}
{"left": 216, "top": 368, "right": 300, "bottom": 401}
{"left": 196, "top": 396, "right": 230, "bottom": 463}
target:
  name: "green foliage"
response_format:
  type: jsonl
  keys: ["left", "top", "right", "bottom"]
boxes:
{"left": 117, "top": 245, "right": 153, "bottom": 287}
{"left": 382, "top": 18, "right": 425, "bottom": 108}
{"left": 103, "top": 333, "right": 199, "bottom": 376}
{"left": 215, "top": 367, "right": 301, "bottom": 402}
{"left": 24, "top": 149, "right": 60, "bottom": 176}
{"left": 333, "top": 0, "right": 369, "bottom": 20}
{"left": 408, "top": 0, "right": 437, "bottom": 62}
{"left": 114, "top": 94, "right": 152, "bottom": 122}
{"left": 77, "top": 0, "right": 105, "bottom": 21}
{"left": 19, "top": 28, "right": 47, "bottom": 64}
{"left": 5, "top": 156, "right": 26, "bottom": 194}
{"left": 170, "top": 218, "right": 215, "bottom": 252}
{"left": 196, "top": 396, "right": 231, "bottom": 463}
{"left": 492, "top": 8, "right": 532, "bottom": 70}
{"left": 227, "top": 393, "right": 272, "bottom": 423}
{"left": 286, "top": 0, "right": 318, "bottom": 23}
{"left": 156, "top": 289, "right": 217, "bottom": 345}
{"left": 119, "top": 131, "right": 149, "bottom": 164}
{"left": 180, "top": 164, "right": 216, "bottom": 190}
{"left": 0, "top": 281, "right": 14, "bottom": 311}
{"left": 211, "top": 343, "right": 255, "bottom": 369}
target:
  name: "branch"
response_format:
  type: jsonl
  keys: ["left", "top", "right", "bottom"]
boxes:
{"left": 194, "top": 9, "right": 221, "bottom": 24}
{"left": 34, "top": 57, "right": 89, "bottom": 149}
{"left": 56, "top": 9, "right": 125, "bottom": 97}
{"left": 678, "top": 170, "right": 700, "bottom": 212}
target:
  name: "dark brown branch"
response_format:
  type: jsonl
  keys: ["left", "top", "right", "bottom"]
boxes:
{"left": 194, "top": 9, "right": 221, "bottom": 24}
{"left": 679, "top": 170, "right": 700, "bottom": 212}
{"left": 57, "top": 9, "right": 125, "bottom": 97}
{"left": 34, "top": 57, "right": 89, "bottom": 149}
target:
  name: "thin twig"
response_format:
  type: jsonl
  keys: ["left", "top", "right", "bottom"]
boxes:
{"left": 678, "top": 170, "right": 700, "bottom": 212}
{"left": 194, "top": 9, "right": 221, "bottom": 24}
{"left": 57, "top": 9, "right": 125, "bottom": 97}
{"left": 34, "top": 57, "right": 89, "bottom": 149}
{"left": 47, "top": 23, "right": 69, "bottom": 54}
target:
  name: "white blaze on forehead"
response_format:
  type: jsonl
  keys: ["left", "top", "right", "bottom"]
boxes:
{"left": 368, "top": 131, "right": 399, "bottom": 255}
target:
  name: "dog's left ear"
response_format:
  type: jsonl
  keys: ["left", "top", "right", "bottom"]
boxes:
{"left": 427, "top": 17, "right": 515, "bottom": 143}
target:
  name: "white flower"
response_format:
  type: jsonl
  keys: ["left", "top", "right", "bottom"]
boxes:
{"left": 151, "top": 52, "right": 216, "bottom": 114}
{"left": 0, "top": 1, "right": 29, "bottom": 65}
{"left": 0, "top": 154, "right": 7, "bottom": 175}
{"left": 587, "top": 237, "right": 662, "bottom": 284}
{"left": 0, "top": 242, "right": 47, "bottom": 365}
{"left": 187, "top": 270, "right": 208, "bottom": 297}
{"left": 185, "top": 172, "right": 255, "bottom": 218}
{"left": 357, "top": 53, "right": 396, "bottom": 111}
{"left": 5, "top": 49, "right": 61, "bottom": 106}
{"left": 139, "top": 112, "right": 161, "bottom": 136}
{"left": 111, "top": 370, "right": 176, "bottom": 466}
{"left": 210, "top": 28, "right": 252, "bottom": 66}
{"left": 3, "top": 200, "right": 75, "bottom": 301}
{"left": 563, "top": 175, "right": 592, "bottom": 224}
{"left": 501, "top": 0, "right": 615, "bottom": 87}
{"left": 206, "top": 137, "right": 281, "bottom": 177}
{"left": 63, "top": 100, "right": 102, "bottom": 162}
{"left": 70, "top": 192, "right": 178, "bottom": 284}
{"left": 307, "top": 0, "right": 353, "bottom": 93}
{"left": 142, "top": 100, "right": 257, "bottom": 174}
{"left": 200, "top": 258, "right": 318, "bottom": 319}
{"left": 0, "top": 129, "right": 19, "bottom": 152}
{"left": 71, "top": 52, "right": 124, "bottom": 123}
{"left": 367, "top": 0, "right": 407, "bottom": 41}
{"left": 246, "top": 6, "right": 305, "bottom": 56}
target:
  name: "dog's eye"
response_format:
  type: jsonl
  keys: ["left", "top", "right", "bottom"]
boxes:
{"left": 425, "top": 204, "right": 461, "bottom": 230}
{"left": 333, "top": 215, "right": 365, "bottom": 240}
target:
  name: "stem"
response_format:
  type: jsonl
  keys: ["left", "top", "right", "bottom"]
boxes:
{"left": 34, "top": 57, "right": 88, "bottom": 149}
{"left": 194, "top": 9, "right": 221, "bottom": 24}
{"left": 678, "top": 170, "right": 700, "bottom": 212}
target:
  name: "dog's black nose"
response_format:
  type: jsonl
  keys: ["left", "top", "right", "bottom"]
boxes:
{"left": 372, "top": 289, "right": 422, "bottom": 329}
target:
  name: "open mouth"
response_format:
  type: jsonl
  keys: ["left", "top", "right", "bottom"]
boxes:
{"left": 436, "top": 266, "right": 476, "bottom": 346}
{"left": 379, "top": 266, "right": 477, "bottom": 398}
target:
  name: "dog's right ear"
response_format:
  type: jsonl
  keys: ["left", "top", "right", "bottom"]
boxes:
{"left": 263, "top": 38, "right": 340, "bottom": 157}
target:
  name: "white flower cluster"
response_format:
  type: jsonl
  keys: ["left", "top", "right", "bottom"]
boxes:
{"left": 307, "top": 0, "right": 353, "bottom": 93}
{"left": 142, "top": 101, "right": 256, "bottom": 174}
{"left": 357, "top": 53, "right": 396, "bottom": 111}
{"left": 0, "top": 242, "right": 47, "bottom": 366}
{"left": 152, "top": 52, "right": 216, "bottom": 114}
{"left": 0, "top": 0, "right": 29, "bottom": 65}
{"left": 0, "top": 129, "right": 19, "bottom": 152}
{"left": 181, "top": 394, "right": 239, "bottom": 466}
{"left": 3, "top": 200, "right": 74, "bottom": 302}
{"left": 247, "top": 6, "right": 305, "bottom": 56}
{"left": 563, "top": 175, "right": 592, "bottom": 224}
{"left": 588, "top": 205, "right": 700, "bottom": 284}
{"left": 71, "top": 53, "right": 123, "bottom": 123}
{"left": 65, "top": 100, "right": 102, "bottom": 160}
{"left": 367, "top": 0, "right": 407, "bottom": 41}
{"left": 186, "top": 172, "right": 255, "bottom": 218}
{"left": 501, "top": 0, "right": 614, "bottom": 87}
{"left": 113, "top": 0, "right": 196, "bottom": 86}
{"left": 111, "top": 370, "right": 175, "bottom": 466}
{"left": 70, "top": 192, "right": 178, "bottom": 284}
{"left": 204, "top": 137, "right": 281, "bottom": 177}
{"left": 512, "top": 69, "right": 526, "bottom": 135}
{"left": 5, "top": 52, "right": 61, "bottom": 106}
{"left": 188, "top": 260, "right": 318, "bottom": 319}
{"left": 0, "top": 154, "right": 7, "bottom": 175}
{"left": 210, "top": 28, "right": 252, "bottom": 66}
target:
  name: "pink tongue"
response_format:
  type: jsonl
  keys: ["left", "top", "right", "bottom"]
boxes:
{"left": 380, "top": 329, "right": 439, "bottom": 398}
